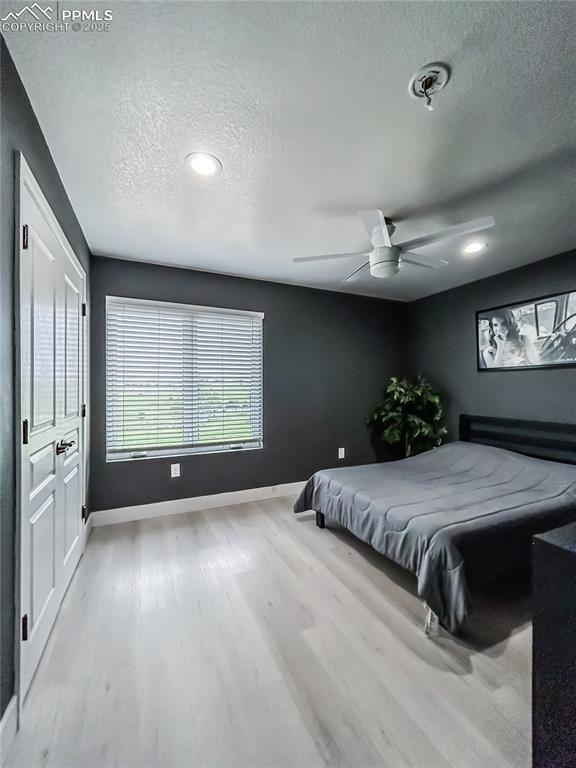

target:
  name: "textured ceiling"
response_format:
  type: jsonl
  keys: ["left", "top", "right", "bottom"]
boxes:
{"left": 5, "top": 1, "right": 576, "bottom": 300}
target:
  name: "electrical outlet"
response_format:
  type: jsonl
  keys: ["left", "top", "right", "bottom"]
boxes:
{"left": 338, "top": 447, "right": 345, "bottom": 459}
{"left": 171, "top": 463, "right": 181, "bottom": 478}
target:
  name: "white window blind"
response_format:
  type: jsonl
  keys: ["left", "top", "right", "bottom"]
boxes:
{"left": 106, "top": 297, "right": 263, "bottom": 461}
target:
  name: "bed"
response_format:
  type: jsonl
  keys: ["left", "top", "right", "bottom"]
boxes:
{"left": 294, "top": 415, "right": 576, "bottom": 634}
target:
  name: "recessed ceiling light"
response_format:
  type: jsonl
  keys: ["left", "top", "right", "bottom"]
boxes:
{"left": 186, "top": 152, "right": 222, "bottom": 177}
{"left": 462, "top": 241, "right": 485, "bottom": 255}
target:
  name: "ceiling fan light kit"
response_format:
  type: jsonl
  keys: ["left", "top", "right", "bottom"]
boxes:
{"left": 370, "top": 246, "right": 401, "bottom": 279}
{"left": 292, "top": 211, "right": 495, "bottom": 282}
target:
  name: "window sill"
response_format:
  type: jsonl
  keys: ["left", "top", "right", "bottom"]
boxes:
{"left": 106, "top": 443, "right": 263, "bottom": 463}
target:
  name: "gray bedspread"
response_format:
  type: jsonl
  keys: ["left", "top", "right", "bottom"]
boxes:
{"left": 294, "top": 441, "right": 576, "bottom": 632}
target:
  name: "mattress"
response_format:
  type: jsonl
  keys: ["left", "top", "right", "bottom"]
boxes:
{"left": 294, "top": 441, "right": 576, "bottom": 632}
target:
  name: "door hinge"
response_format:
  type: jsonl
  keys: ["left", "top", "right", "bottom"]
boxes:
{"left": 22, "top": 419, "right": 29, "bottom": 444}
{"left": 22, "top": 224, "right": 29, "bottom": 250}
{"left": 81, "top": 302, "right": 87, "bottom": 317}
{"left": 81, "top": 403, "right": 86, "bottom": 418}
{"left": 81, "top": 505, "right": 87, "bottom": 521}
{"left": 22, "top": 614, "right": 28, "bottom": 642}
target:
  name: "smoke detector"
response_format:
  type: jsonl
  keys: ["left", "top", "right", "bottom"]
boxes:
{"left": 409, "top": 63, "right": 450, "bottom": 111}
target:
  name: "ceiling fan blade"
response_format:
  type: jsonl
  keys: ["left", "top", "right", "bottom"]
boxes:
{"left": 292, "top": 251, "right": 369, "bottom": 264}
{"left": 357, "top": 209, "right": 391, "bottom": 247}
{"left": 402, "top": 252, "right": 449, "bottom": 270}
{"left": 396, "top": 216, "right": 495, "bottom": 251}
{"left": 343, "top": 260, "right": 370, "bottom": 282}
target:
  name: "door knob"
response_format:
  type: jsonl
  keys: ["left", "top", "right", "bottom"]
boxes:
{"left": 56, "top": 440, "right": 76, "bottom": 455}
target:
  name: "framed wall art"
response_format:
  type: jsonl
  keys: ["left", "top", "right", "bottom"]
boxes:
{"left": 477, "top": 290, "right": 576, "bottom": 371}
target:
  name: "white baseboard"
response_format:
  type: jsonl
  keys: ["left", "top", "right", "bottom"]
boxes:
{"left": 0, "top": 696, "right": 18, "bottom": 767}
{"left": 84, "top": 512, "right": 94, "bottom": 543}
{"left": 90, "top": 481, "right": 306, "bottom": 527}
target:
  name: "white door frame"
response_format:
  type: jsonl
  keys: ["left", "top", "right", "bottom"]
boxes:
{"left": 14, "top": 153, "right": 89, "bottom": 716}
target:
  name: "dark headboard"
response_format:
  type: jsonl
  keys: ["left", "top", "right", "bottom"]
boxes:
{"left": 460, "top": 414, "right": 576, "bottom": 465}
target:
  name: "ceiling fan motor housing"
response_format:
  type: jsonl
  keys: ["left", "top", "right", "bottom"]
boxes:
{"left": 370, "top": 246, "right": 401, "bottom": 278}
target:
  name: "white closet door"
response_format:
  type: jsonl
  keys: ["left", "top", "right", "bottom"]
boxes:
{"left": 19, "top": 158, "right": 87, "bottom": 701}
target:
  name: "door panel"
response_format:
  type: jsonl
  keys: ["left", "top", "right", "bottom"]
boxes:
{"left": 29, "top": 443, "right": 56, "bottom": 499}
{"left": 59, "top": 230, "right": 84, "bottom": 589}
{"left": 30, "top": 494, "right": 56, "bottom": 630}
{"left": 64, "top": 276, "right": 80, "bottom": 419}
{"left": 19, "top": 192, "right": 63, "bottom": 698}
{"left": 31, "top": 233, "right": 56, "bottom": 432}
{"left": 63, "top": 465, "right": 80, "bottom": 563}
{"left": 19, "top": 157, "right": 87, "bottom": 703}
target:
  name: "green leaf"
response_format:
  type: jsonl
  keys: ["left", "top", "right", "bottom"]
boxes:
{"left": 367, "top": 376, "right": 446, "bottom": 457}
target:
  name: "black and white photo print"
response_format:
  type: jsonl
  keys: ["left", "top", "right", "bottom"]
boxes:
{"left": 477, "top": 290, "right": 576, "bottom": 370}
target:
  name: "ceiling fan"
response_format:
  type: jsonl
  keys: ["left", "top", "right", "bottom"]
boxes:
{"left": 293, "top": 210, "right": 495, "bottom": 281}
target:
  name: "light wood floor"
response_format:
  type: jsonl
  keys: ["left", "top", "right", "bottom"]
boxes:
{"left": 9, "top": 498, "right": 532, "bottom": 768}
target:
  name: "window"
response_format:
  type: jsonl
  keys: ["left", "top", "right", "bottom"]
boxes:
{"left": 513, "top": 303, "right": 536, "bottom": 335}
{"left": 567, "top": 292, "right": 576, "bottom": 332}
{"left": 536, "top": 300, "right": 557, "bottom": 337}
{"left": 106, "top": 297, "right": 263, "bottom": 461}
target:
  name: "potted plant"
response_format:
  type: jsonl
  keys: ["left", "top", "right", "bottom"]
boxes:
{"left": 367, "top": 376, "right": 447, "bottom": 459}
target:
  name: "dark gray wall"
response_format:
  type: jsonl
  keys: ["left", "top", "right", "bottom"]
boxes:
{"left": 90, "top": 256, "right": 408, "bottom": 511}
{"left": 409, "top": 250, "right": 576, "bottom": 438}
{"left": 0, "top": 37, "right": 91, "bottom": 718}
{"left": 2, "top": 27, "right": 575, "bottom": 725}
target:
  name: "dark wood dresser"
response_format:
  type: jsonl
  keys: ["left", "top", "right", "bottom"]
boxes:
{"left": 533, "top": 522, "right": 576, "bottom": 768}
